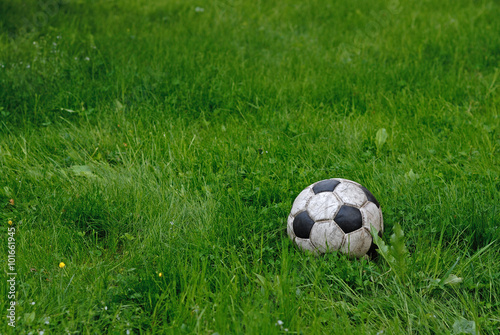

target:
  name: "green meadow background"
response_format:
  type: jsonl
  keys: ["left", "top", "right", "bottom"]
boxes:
{"left": 0, "top": 0, "right": 499, "bottom": 333}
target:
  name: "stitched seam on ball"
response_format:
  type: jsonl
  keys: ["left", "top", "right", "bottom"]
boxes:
{"left": 315, "top": 219, "right": 333, "bottom": 224}
{"left": 304, "top": 187, "right": 314, "bottom": 209}
{"left": 330, "top": 192, "right": 342, "bottom": 218}
{"left": 343, "top": 227, "right": 364, "bottom": 235}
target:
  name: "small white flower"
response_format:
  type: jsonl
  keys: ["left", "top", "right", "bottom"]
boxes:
{"left": 84, "top": 57, "right": 90, "bottom": 61}
{"left": 74, "top": 57, "right": 78, "bottom": 60}
{"left": 170, "top": 221, "right": 174, "bottom": 225}
{"left": 126, "top": 330, "right": 130, "bottom": 335}
{"left": 44, "top": 317, "right": 50, "bottom": 325}
{"left": 39, "top": 331, "right": 45, "bottom": 335}
{"left": 57, "top": 36, "right": 61, "bottom": 39}
{"left": 31, "top": 301, "right": 36, "bottom": 305}
{"left": 276, "top": 320, "right": 284, "bottom": 326}
{"left": 195, "top": 7, "right": 204, "bottom": 12}
{"left": 104, "top": 306, "right": 108, "bottom": 310}
{"left": 53, "top": 42, "right": 57, "bottom": 46}
{"left": 27, "top": 64, "right": 31, "bottom": 68}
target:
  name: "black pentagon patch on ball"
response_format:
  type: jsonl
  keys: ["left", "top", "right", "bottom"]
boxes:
{"left": 360, "top": 186, "right": 380, "bottom": 208}
{"left": 293, "top": 211, "right": 315, "bottom": 239}
{"left": 312, "top": 179, "right": 340, "bottom": 194}
{"left": 334, "top": 205, "right": 363, "bottom": 234}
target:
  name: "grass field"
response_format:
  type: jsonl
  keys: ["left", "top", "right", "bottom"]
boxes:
{"left": 1, "top": 0, "right": 499, "bottom": 333}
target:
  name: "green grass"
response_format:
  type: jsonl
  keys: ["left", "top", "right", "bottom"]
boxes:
{"left": 1, "top": 0, "right": 499, "bottom": 333}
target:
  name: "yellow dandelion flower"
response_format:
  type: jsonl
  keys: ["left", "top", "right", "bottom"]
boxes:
{"left": 8, "top": 220, "right": 13, "bottom": 225}
{"left": 159, "top": 272, "right": 163, "bottom": 277}
{"left": 59, "top": 262, "right": 66, "bottom": 268}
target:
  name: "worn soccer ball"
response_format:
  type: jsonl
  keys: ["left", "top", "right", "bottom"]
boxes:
{"left": 287, "top": 178, "right": 383, "bottom": 257}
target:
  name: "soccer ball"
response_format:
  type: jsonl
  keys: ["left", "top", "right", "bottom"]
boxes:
{"left": 287, "top": 178, "right": 383, "bottom": 257}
